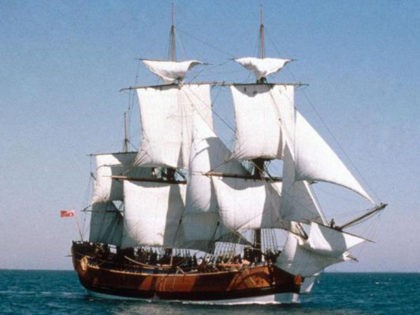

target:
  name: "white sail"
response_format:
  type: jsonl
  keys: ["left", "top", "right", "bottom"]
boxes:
{"left": 122, "top": 180, "right": 186, "bottom": 248}
{"left": 276, "top": 222, "right": 366, "bottom": 276}
{"left": 280, "top": 144, "right": 326, "bottom": 224}
{"left": 135, "top": 84, "right": 212, "bottom": 169}
{"left": 186, "top": 114, "right": 247, "bottom": 213}
{"left": 143, "top": 59, "right": 203, "bottom": 83}
{"left": 176, "top": 114, "right": 247, "bottom": 250}
{"left": 230, "top": 84, "right": 294, "bottom": 160}
{"left": 306, "top": 222, "right": 366, "bottom": 255}
{"left": 92, "top": 152, "right": 151, "bottom": 203}
{"left": 294, "top": 111, "right": 374, "bottom": 203}
{"left": 89, "top": 202, "right": 123, "bottom": 245}
{"left": 212, "top": 176, "right": 286, "bottom": 231}
{"left": 235, "top": 57, "right": 291, "bottom": 80}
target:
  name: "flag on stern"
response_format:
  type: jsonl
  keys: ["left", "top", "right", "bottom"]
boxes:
{"left": 60, "top": 209, "right": 76, "bottom": 217}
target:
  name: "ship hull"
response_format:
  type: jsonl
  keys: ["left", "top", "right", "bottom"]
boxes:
{"left": 72, "top": 242, "right": 301, "bottom": 303}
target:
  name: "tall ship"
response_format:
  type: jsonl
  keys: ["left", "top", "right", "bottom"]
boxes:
{"left": 71, "top": 11, "right": 386, "bottom": 304}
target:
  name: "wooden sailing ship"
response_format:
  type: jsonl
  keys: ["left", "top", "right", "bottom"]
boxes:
{"left": 71, "top": 9, "right": 386, "bottom": 304}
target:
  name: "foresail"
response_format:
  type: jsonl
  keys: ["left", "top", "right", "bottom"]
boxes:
{"left": 230, "top": 84, "right": 294, "bottom": 161}
{"left": 92, "top": 152, "right": 151, "bottom": 203}
{"left": 142, "top": 59, "right": 203, "bottom": 83}
{"left": 235, "top": 57, "right": 291, "bottom": 80}
{"left": 276, "top": 222, "right": 366, "bottom": 276}
{"left": 293, "top": 111, "right": 374, "bottom": 203}
{"left": 135, "top": 84, "right": 212, "bottom": 169}
{"left": 122, "top": 180, "right": 186, "bottom": 248}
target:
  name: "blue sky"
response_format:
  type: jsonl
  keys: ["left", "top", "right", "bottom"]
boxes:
{"left": 0, "top": 0, "right": 418, "bottom": 271}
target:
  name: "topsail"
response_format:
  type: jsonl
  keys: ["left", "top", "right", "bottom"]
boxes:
{"left": 135, "top": 84, "right": 213, "bottom": 169}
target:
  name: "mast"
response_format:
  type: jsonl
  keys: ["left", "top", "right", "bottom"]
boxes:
{"left": 253, "top": 7, "right": 265, "bottom": 258}
{"left": 123, "top": 112, "right": 129, "bottom": 153}
{"left": 166, "top": 3, "right": 176, "bottom": 181}
{"left": 253, "top": 8, "right": 267, "bottom": 178}
{"left": 259, "top": 7, "right": 265, "bottom": 59}
{"left": 170, "top": 3, "right": 176, "bottom": 62}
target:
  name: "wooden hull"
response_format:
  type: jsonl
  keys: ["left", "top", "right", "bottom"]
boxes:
{"left": 72, "top": 242, "right": 302, "bottom": 303}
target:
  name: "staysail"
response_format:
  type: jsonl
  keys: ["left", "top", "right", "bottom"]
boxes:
{"left": 293, "top": 111, "right": 374, "bottom": 203}
{"left": 279, "top": 144, "right": 326, "bottom": 224}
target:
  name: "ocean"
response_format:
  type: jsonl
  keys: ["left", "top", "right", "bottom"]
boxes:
{"left": 0, "top": 271, "right": 418, "bottom": 315}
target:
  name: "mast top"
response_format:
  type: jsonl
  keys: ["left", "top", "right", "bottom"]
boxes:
{"left": 259, "top": 6, "right": 265, "bottom": 59}
{"left": 170, "top": 3, "right": 176, "bottom": 61}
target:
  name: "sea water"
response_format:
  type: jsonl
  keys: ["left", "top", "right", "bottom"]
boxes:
{"left": 0, "top": 270, "right": 418, "bottom": 315}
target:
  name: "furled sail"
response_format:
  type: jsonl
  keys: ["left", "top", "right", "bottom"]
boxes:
{"left": 293, "top": 111, "right": 374, "bottom": 203}
{"left": 122, "top": 180, "right": 186, "bottom": 248}
{"left": 276, "top": 222, "right": 366, "bottom": 276}
{"left": 142, "top": 59, "right": 203, "bottom": 83}
{"left": 135, "top": 84, "right": 212, "bottom": 169}
{"left": 230, "top": 84, "right": 294, "bottom": 160}
{"left": 235, "top": 57, "right": 291, "bottom": 80}
{"left": 175, "top": 114, "right": 248, "bottom": 251}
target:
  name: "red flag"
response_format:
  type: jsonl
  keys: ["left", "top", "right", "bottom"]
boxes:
{"left": 60, "top": 210, "right": 75, "bottom": 218}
